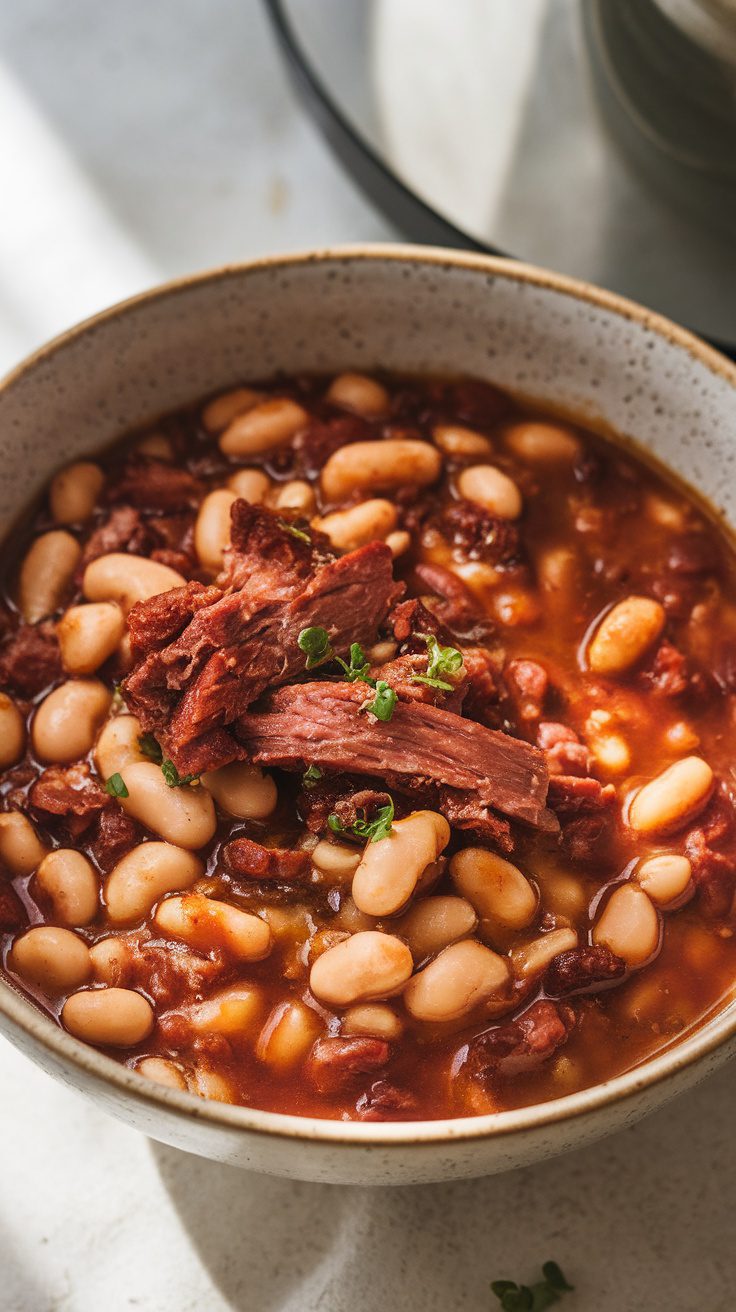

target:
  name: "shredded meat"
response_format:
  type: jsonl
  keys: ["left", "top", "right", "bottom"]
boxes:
{"left": 685, "top": 790, "right": 736, "bottom": 917}
{"left": 434, "top": 500, "right": 523, "bottom": 567}
{"left": 0, "top": 623, "right": 61, "bottom": 696}
{"left": 460, "top": 648, "right": 502, "bottom": 727}
{"left": 306, "top": 1036, "right": 391, "bottom": 1094}
{"left": 108, "top": 458, "right": 203, "bottom": 512}
{"left": 29, "top": 764, "right": 108, "bottom": 829}
{"left": 468, "top": 1000, "right": 575, "bottom": 1080}
{"left": 223, "top": 837, "right": 311, "bottom": 883}
{"left": 390, "top": 597, "right": 452, "bottom": 647}
{"left": 413, "top": 561, "right": 488, "bottom": 636}
{"left": 123, "top": 502, "right": 402, "bottom": 774}
{"left": 537, "top": 722, "right": 591, "bottom": 777}
{"left": 127, "top": 581, "right": 223, "bottom": 657}
{"left": 237, "top": 681, "right": 556, "bottom": 834}
{"left": 547, "top": 774, "right": 617, "bottom": 861}
{"left": 545, "top": 944, "right": 626, "bottom": 996}
{"left": 331, "top": 789, "right": 393, "bottom": 829}
{"left": 293, "top": 415, "right": 371, "bottom": 476}
{"left": 80, "top": 506, "right": 150, "bottom": 569}
{"left": 89, "top": 807, "right": 141, "bottom": 872}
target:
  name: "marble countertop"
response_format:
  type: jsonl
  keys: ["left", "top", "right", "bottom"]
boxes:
{"left": 0, "top": 3, "right": 733, "bottom": 1309}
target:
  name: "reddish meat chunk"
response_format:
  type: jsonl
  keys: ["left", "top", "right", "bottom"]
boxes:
{"left": 330, "top": 788, "right": 393, "bottom": 830}
{"left": 30, "top": 763, "right": 108, "bottom": 827}
{"left": 640, "top": 641, "right": 690, "bottom": 697}
{"left": 108, "top": 458, "right": 202, "bottom": 512}
{"left": 468, "top": 1001, "right": 575, "bottom": 1080}
{"left": 547, "top": 774, "right": 617, "bottom": 862}
{"left": 238, "top": 681, "right": 555, "bottom": 835}
{"left": 538, "top": 723, "right": 592, "bottom": 777}
{"left": 0, "top": 880, "right": 26, "bottom": 931}
{"left": 545, "top": 944, "right": 626, "bottom": 996}
{"left": 0, "top": 622, "right": 61, "bottom": 696}
{"left": 461, "top": 648, "right": 502, "bottom": 727}
{"left": 306, "top": 1036, "right": 390, "bottom": 1094}
{"left": 127, "top": 581, "right": 223, "bottom": 657}
{"left": 80, "top": 506, "right": 150, "bottom": 569}
{"left": 390, "top": 597, "right": 452, "bottom": 647}
{"left": 685, "top": 790, "right": 736, "bottom": 917}
{"left": 293, "top": 415, "right": 371, "bottom": 477}
{"left": 355, "top": 1080, "right": 417, "bottom": 1121}
{"left": 434, "top": 500, "right": 523, "bottom": 567}
{"left": 223, "top": 838, "right": 311, "bottom": 883}
{"left": 413, "top": 561, "right": 488, "bottom": 636}
{"left": 89, "top": 807, "right": 141, "bottom": 872}
{"left": 667, "top": 532, "right": 719, "bottom": 575}
{"left": 504, "top": 658, "right": 549, "bottom": 722}
{"left": 123, "top": 502, "right": 402, "bottom": 775}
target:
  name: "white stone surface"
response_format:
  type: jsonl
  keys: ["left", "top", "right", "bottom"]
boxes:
{"left": 0, "top": 3, "right": 734, "bottom": 1309}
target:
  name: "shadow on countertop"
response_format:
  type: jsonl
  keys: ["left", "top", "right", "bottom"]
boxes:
{"left": 151, "top": 1062, "right": 736, "bottom": 1312}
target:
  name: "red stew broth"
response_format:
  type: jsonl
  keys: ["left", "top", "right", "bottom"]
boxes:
{"left": 1, "top": 371, "right": 735, "bottom": 1120}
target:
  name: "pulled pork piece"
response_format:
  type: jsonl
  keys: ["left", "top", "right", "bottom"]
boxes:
{"left": 434, "top": 499, "right": 523, "bottom": 567}
{"left": 237, "top": 682, "right": 556, "bottom": 834}
{"left": 108, "top": 458, "right": 203, "bottom": 512}
{"left": 370, "top": 652, "right": 465, "bottom": 711}
{"left": 547, "top": 774, "right": 617, "bottom": 862}
{"left": 306, "top": 1036, "right": 391, "bottom": 1094}
{"left": 223, "top": 837, "right": 311, "bottom": 883}
{"left": 413, "top": 561, "right": 488, "bottom": 637}
{"left": 685, "top": 789, "right": 736, "bottom": 917}
{"left": 468, "top": 1000, "right": 575, "bottom": 1081}
{"left": 0, "top": 622, "right": 61, "bottom": 696}
{"left": 504, "top": 658, "right": 548, "bottom": 723}
{"left": 355, "top": 1080, "right": 417, "bottom": 1121}
{"left": 80, "top": 506, "right": 150, "bottom": 569}
{"left": 293, "top": 415, "right": 371, "bottom": 476}
{"left": 123, "top": 501, "right": 403, "bottom": 775}
{"left": 30, "top": 762, "right": 108, "bottom": 834}
{"left": 545, "top": 945, "right": 626, "bottom": 997}
{"left": 390, "top": 597, "right": 452, "bottom": 647}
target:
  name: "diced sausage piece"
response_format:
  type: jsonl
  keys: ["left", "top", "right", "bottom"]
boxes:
{"left": 0, "top": 623, "right": 62, "bottom": 696}
{"left": 468, "top": 1000, "right": 575, "bottom": 1080}
{"left": 544, "top": 944, "right": 626, "bottom": 996}
{"left": 306, "top": 1036, "right": 390, "bottom": 1094}
{"left": 223, "top": 837, "right": 311, "bottom": 883}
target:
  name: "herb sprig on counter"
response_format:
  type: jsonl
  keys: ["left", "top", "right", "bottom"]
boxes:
{"left": 410, "top": 632, "right": 464, "bottom": 692}
{"left": 491, "top": 1262, "right": 573, "bottom": 1312}
{"left": 329, "top": 795, "right": 395, "bottom": 844}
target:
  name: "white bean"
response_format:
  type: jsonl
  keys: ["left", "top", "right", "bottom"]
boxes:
{"left": 83, "top": 553, "right": 184, "bottom": 613}
{"left": 62, "top": 987, "right": 154, "bottom": 1047}
{"left": 403, "top": 940, "right": 510, "bottom": 1022}
{"left": 202, "top": 386, "right": 262, "bottom": 434}
{"left": 57, "top": 602, "right": 125, "bottom": 674}
{"left": 226, "top": 469, "right": 272, "bottom": 502}
{"left": 321, "top": 440, "right": 442, "bottom": 503}
{"left": 512, "top": 927, "right": 578, "bottom": 979}
{"left": 587, "top": 596, "right": 666, "bottom": 675}
{"left": 504, "top": 421, "right": 581, "bottom": 463}
{"left": 104, "top": 842, "right": 203, "bottom": 924}
{"left": 352, "top": 811, "right": 450, "bottom": 917}
{"left": 187, "top": 983, "right": 263, "bottom": 1035}
{"left": 256, "top": 1001, "right": 322, "bottom": 1068}
{"left": 194, "top": 489, "right": 237, "bottom": 571}
{"left": 136, "top": 433, "right": 174, "bottom": 461}
{"left": 32, "top": 679, "right": 112, "bottom": 763}
{"left": 342, "top": 1003, "right": 403, "bottom": 1040}
{"left": 316, "top": 499, "right": 397, "bottom": 550}
{"left": 457, "top": 465, "right": 522, "bottom": 519}
{"left": 118, "top": 761, "right": 216, "bottom": 849}
{"left": 326, "top": 373, "right": 389, "bottom": 417}
{"left": 219, "top": 398, "right": 308, "bottom": 456}
{"left": 593, "top": 883, "right": 660, "bottom": 966}
{"left": 200, "top": 762, "right": 277, "bottom": 820}
{"left": 634, "top": 854, "right": 693, "bottom": 907}
{"left": 137, "top": 1056, "right": 188, "bottom": 1089}
{"left": 629, "top": 757, "right": 714, "bottom": 835}
{"left": 49, "top": 462, "right": 104, "bottom": 524}
{"left": 154, "top": 894, "right": 272, "bottom": 961}
{"left": 392, "top": 895, "right": 478, "bottom": 961}
{"left": 89, "top": 936, "right": 131, "bottom": 985}
{"left": 19, "top": 531, "right": 81, "bottom": 622}
{"left": 450, "top": 848, "right": 537, "bottom": 929}
{"left": 0, "top": 694, "right": 25, "bottom": 768}
{"left": 0, "top": 813, "right": 49, "bottom": 876}
{"left": 311, "top": 839, "right": 362, "bottom": 879}
{"left": 432, "top": 424, "right": 493, "bottom": 459}
{"left": 309, "top": 931, "right": 413, "bottom": 1006}
{"left": 273, "top": 480, "right": 315, "bottom": 513}
{"left": 36, "top": 849, "right": 99, "bottom": 926}
{"left": 95, "top": 713, "right": 148, "bottom": 780}
{"left": 10, "top": 926, "right": 91, "bottom": 994}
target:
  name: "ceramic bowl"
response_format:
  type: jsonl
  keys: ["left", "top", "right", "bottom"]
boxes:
{"left": 1, "top": 246, "right": 735, "bottom": 1186}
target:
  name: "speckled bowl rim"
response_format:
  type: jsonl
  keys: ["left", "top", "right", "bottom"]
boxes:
{"left": 1, "top": 243, "right": 736, "bottom": 1151}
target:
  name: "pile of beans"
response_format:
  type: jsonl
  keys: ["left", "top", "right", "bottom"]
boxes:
{"left": 1, "top": 369, "right": 735, "bottom": 1121}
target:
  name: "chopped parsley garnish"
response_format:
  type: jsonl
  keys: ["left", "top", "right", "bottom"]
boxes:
{"left": 411, "top": 633, "right": 464, "bottom": 692}
{"left": 278, "top": 519, "right": 311, "bottom": 545}
{"left": 302, "top": 764, "right": 323, "bottom": 789}
{"left": 298, "top": 625, "right": 334, "bottom": 670}
{"left": 328, "top": 795, "right": 394, "bottom": 844}
{"left": 161, "top": 758, "right": 199, "bottom": 788}
{"left": 138, "top": 732, "right": 163, "bottom": 763}
{"left": 361, "top": 679, "right": 397, "bottom": 723}
{"left": 105, "top": 772, "right": 129, "bottom": 799}
{"left": 491, "top": 1262, "right": 573, "bottom": 1311}
{"left": 334, "top": 642, "right": 372, "bottom": 684}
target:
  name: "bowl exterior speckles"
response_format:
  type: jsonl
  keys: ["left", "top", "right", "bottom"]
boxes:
{"left": 1, "top": 246, "right": 735, "bottom": 1185}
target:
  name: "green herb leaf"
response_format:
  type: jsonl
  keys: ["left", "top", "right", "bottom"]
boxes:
{"left": 411, "top": 633, "right": 464, "bottom": 692}
{"left": 491, "top": 1264, "right": 573, "bottom": 1312}
{"left": 302, "top": 764, "right": 323, "bottom": 790}
{"left": 138, "top": 732, "right": 163, "bottom": 763}
{"left": 327, "top": 796, "right": 395, "bottom": 844}
{"left": 335, "top": 641, "right": 372, "bottom": 684}
{"left": 105, "top": 772, "right": 129, "bottom": 799}
{"left": 298, "top": 625, "right": 334, "bottom": 670}
{"left": 161, "top": 758, "right": 199, "bottom": 788}
{"left": 278, "top": 518, "right": 311, "bottom": 545}
{"left": 361, "top": 679, "right": 397, "bottom": 723}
